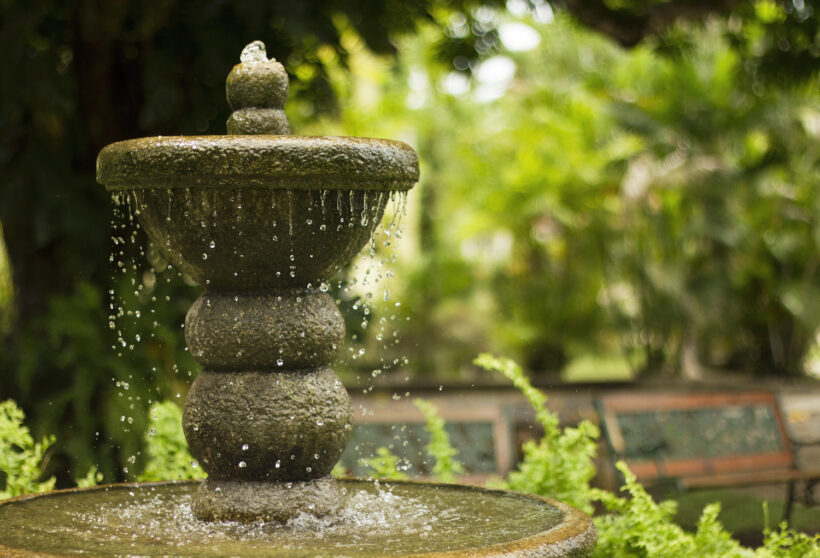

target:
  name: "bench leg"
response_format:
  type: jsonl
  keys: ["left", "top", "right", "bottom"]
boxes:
{"left": 781, "top": 480, "right": 795, "bottom": 524}
{"left": 805, "top": 479, "right": 817, "bottom": 507}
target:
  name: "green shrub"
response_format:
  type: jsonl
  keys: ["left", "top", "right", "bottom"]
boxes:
{"left": 475, "top": 353, "right": 599, "bottom": 513}
{"left": 475, "top": 354, "right": 818, "bottom": 557}
{"left": 759, "top": 517, "right": 820, "bottom": 558}
{"left": 138, "top": 401, "right": 205, "bottom": 482}
{"left": 413, "top": 399, "right": 464, "bottom": 482}
{"left": 358, "top": 447, "right": 408, "bottom": 480}
{"left": 74, "top": 464, "right": 103, "bottom": 488}
{"left": 595, "top": 462, "right": 751, "bottom": 557}
{"left": 0, "top": 400, "right": 56, "bottom": 499}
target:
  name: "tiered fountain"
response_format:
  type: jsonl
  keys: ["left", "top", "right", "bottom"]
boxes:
{"left": 0, "top": 42, "right": 595, "bottom": 557}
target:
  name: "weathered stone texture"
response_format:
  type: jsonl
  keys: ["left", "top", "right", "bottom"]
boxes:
{"left": 183, "top": 368, "right": 352, "bottom": 482}
{"left": 185, "top": 290, "right": 344, "bottom": 370}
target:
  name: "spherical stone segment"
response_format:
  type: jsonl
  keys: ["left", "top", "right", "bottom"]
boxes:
{"left": 226, "top": 60, "right": 288, "bottom": 110}
{"left": 183, "top": 368, "right": 352, "bottom": 482}
{"left": 185, "top": 290, "right": 344, "bottom": 371}
{"left": 192, "top": 476, "right": 343, "bottom": 522}
{"left": 227, "top": 108, "right": 290, "bottom": 135}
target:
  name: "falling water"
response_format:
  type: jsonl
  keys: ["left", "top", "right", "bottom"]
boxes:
{"left": 108, "top": 187, "right": 411, "bottom": 476}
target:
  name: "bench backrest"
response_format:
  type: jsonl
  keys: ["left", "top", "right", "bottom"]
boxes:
{"left": 339, "top": 395, "right": 515, "bottom": 482}
{"left": 597, "top": 391, "right": 794, "bottom": 481}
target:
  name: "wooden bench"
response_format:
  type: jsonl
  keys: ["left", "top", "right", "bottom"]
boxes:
{"left": 339, "top": 394, "right": 516, "bottom": 483}
{"left": 597, "top": 391, "right": 820, "bottom": 520}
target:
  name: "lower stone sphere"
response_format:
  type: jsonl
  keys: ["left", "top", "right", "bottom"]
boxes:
{"left": 193, "top": 476, "right": 343, "bottom": 522}
{"left": 183, "top": 368, "right": 352, "bottom": 482}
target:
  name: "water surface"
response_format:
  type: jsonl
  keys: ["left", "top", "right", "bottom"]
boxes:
{"left": 0, "top": 480, "right": 565, "bottom": 557}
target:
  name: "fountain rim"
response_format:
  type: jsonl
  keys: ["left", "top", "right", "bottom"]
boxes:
{"left": 96, "top": 135, "right": 419, "bottom": 191}
{"left": 0, "top": 478, "right": 595, "bottom": 557}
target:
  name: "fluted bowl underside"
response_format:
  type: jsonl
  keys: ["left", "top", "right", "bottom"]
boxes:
{"left": 98, "top": 135, "right": 417, "bottom": 289}
{"left": 96, "top": 136, "right": 419, "bottom": 191}
{"left": 131, "top": 186, "right": 393, "bottom": 289}
{"left": 0, "top": 480, "right": 596, "bottom": 557}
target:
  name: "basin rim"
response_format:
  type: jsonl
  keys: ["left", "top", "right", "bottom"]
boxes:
{"left": 97, "top": 135, "right": 419, "bottom": 191}
{"left": 0, "top": 478, "right": 596, "bottom": 557}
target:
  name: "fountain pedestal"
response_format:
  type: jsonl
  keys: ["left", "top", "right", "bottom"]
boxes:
{"left": 97, "top": 42, "right": 413, "bottom": 521}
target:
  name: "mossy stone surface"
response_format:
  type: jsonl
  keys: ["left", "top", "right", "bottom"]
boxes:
{"left": 133, "top": 187, "right": 388, "bottom": 290}
{"left": 182, "top": 368, "right": 352, "bottom": 483}
{"left": 227, "top": 108, "right": 290, "bottom": 134}
{"left": 96, "top": 136, "right": 418, "bottom": 191}
{"left": 226, "top": 60, "right": 288, "bottom": 111}
{"left": 193, "top": 477, "right": 343, "bottom": 523}
{"left": 0, "top": 480, "right": 596, "bottom": 556}
{"left": 185, "top": 291, "right": 343, "bottom": 370}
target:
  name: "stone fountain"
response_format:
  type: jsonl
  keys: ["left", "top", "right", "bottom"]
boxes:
{"left": 0, "top": 42, "right": 595, "bottom": 557}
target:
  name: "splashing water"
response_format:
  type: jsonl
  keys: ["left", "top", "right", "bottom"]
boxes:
{"left": 0, "top": 480, "right": 564, "bottom": 557}
{"left": 240, "top": 41, "right": 269, "bottom": 64}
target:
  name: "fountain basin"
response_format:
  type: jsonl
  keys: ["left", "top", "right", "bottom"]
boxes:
{"left": 0, "top": 479, "right": 595, "bottom": 557}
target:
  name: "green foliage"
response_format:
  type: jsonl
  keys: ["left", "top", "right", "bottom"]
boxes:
{"left": 476, "top": 356, "right": 818, "bottom": 557}
{"left": 9, "top": 276, "right": 197, "bottom": 484}
{"left": 413, "top": 399, "right": 464, "bottom": 482}
{"left": 327, "top": 8, "right": 820, "bottom": 379}
{"left": 760, "top": 515, "right": 820, "bottom": 558}
{"left": 0, "top": 400, "right": 55, "bottom": 499}
{"left": 138, "top": 401, "right": 205, "bottom": 482}
{"left": 594, "top": 462, "right": 820, "bottom": 558}
{"left": 594, "top": 463, "right": 744, "bottom": 557}
{"left": 475, "top": 354, "right": 599, "bottom": 512}
{"left": 358, "top": 447, "right": 408, "bottom": 480}
{"left": 74, "top": 465, "right": 103, "bottom": 488}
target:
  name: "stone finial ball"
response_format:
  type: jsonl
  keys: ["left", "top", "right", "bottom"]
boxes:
{"left": 226, "top": 41, "right": 289, "bottom": 110}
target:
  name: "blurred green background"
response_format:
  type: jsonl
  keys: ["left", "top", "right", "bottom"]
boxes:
{"left": 0, "top": 0, "right": 818, "bottom": 485}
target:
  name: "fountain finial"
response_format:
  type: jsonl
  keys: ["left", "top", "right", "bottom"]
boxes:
{"left": 226, "top": 40, "right": 290, "bottom": 134}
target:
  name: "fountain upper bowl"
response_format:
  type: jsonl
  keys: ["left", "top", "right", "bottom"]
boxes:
{"left": 97, "top": 135, "right": 419, "bottom": 191}
{"left": 96, "top": 135, "right": 417, "bottom": 289}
